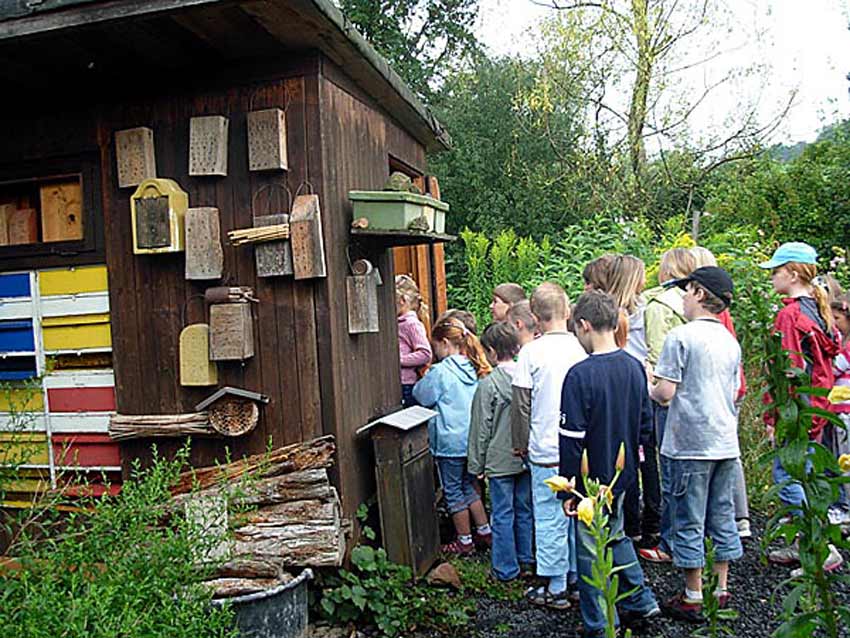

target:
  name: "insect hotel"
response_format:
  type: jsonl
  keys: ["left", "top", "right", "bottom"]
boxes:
{"left": 0, "top": 0, "right": 452, "bottom": 573}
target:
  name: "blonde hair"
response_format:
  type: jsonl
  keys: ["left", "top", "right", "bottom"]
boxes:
{"left": 658, "top": 248, "right": 696, "bottom": 283}
{"left": 607, "top": 255, "right": 645, "bottom": 315}
{"left": 395, "top": 274, "right": 428, "bottom": 324}
{"left": 431, "top": 319, "right": 492, "bottom": 378}
{"left": 783, "top": 262, "right": 834, "bottom": 333}
{"left": 493, "top": 283, "right": 526, "bottom": 306}
{"left": 531, "top": 282, "right": 569, "bottom": 323}
{"left": 690, "top": 246, "right": 717, "bottom": 268}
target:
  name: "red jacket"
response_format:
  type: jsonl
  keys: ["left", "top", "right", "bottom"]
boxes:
{"left": 718, "top": 309, "right": 747, "bottom": 402}
{"left": 768, "top": 297, "right": 840, "bottom": 440}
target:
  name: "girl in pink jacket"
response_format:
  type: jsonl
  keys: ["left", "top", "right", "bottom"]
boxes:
{"left": 396, "top": 275, "right": 432, "bottom": 407}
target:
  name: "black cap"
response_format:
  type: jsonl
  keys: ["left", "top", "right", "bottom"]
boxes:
{"left": 665, "top": 266, "right": 734, "bottom": 308}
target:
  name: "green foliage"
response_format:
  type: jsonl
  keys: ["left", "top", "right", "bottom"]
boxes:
{"left": 0, "top": 446, "right": 236, "bottom": 638}
{"left": 448, "top": 554, "right": 524, "bottom": 602}
{"left": 695, "top": 538, "right": 738, "bottom": 637}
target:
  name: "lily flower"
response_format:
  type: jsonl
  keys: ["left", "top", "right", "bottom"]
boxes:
{"left": 839, "top": 454, "right": 850, "bottom": 473}
{"left": 577, "top": 496, "right": 595, "bottom": 526}
{"left": 828, "top": 386, "right": 850, "bottom": 404}
{"left": 544, "top": 475, "right": 577, "bottom": 494}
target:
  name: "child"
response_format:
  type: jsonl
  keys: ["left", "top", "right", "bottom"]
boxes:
{"left": 396, "top": 275, "right": 432, "bottom": 408}
{"left": 507, "top": 300, "right": 538, "bottom": 346}
{"left": 511, "top": 282, "right": 587, "bottom": 609}
{"left": 830, "top": 292, "right": 850, "bottom": 524}
{"left": 468, "top": 322, "right": 534, "bottom": 581}
{"left": 559, "top": 291, "right": 659, "bottom": 637}
{"left": 649, "top": 267, "right": 743, "bottom": 622}
{"left": 759, "top": 242, "right": 842, "bottom": 572}
{"left": 435, "top": 308, "right": 478, "bottom": 335}
{"left": 491, "top": 283, "right": 527, "bottom": 322}
{"left": 582, "top": 254, "right": 616, "bottom": 292}
{"left": 413, "top": 318, "right": 492, "bottom": 554}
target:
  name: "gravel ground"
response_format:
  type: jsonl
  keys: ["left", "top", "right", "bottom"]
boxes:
{"left": 465, "top": 514, "right": 850, "bottom": 638}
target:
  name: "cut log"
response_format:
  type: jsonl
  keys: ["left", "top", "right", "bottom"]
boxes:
{"left": 214, "top": 557, "right": 285, "bottom": 579}
{"left": 204, "top": 576, "right": 285, "bottom": 599}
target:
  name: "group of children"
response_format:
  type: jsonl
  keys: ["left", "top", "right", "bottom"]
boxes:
{"left": 394, "top": 241, "right": 850, "bottom": 637}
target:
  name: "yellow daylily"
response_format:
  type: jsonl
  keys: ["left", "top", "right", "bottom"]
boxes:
{"left": 828, "top": 386, "right": 850, "bottom": 404}
{"left": 598, "top": 485, "right": 614, "bottom": 512}
{"left": 839, "top": 454, "right": 850, "bottom": 473}
{"left": 544, "top": 475, "right": 576, "bottom": 494}
{"left": 577, "top": 497, "right": 595, "bottom": 526}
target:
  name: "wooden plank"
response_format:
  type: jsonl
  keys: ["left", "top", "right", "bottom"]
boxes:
{"left": 209, "top": 303, "right": 254, "bottom": 361}
{"left": 40, "top": 179, "right": 84, "bottom": 243}
{"left": 289, "top": 194, "right": 326, "bottom": 280}
{"left": 253, "top": 214, "right": 292, "bottom": 277}
{"left": 247, "top": 108, "right": 288, "bottom": 171}
{"left": 39, "top": 265, "right": 108, "bottom": 296}
{"left": 346, "top": 274, "right": 378, "bottom": 334}
{"left": 47, "top": 387, "right": 116, "bottom": 412}
{"left": 185, "top": 207, "right": 224, "bottom": 280}
{"left": 7, "top": 208, "right": 37, "bottom": 245}
{"left": 114, "top": 127, "right": 156, "bottom": 188}
{"left": 189, "top": 115, "right": 228, "bottom": 176}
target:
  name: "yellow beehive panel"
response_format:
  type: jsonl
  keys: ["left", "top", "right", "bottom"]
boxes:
{"left": 0, "top": 388, "right": 44, "bottom": 413}
{"left": 0, "top": 433, "right": 49, "bottom": 466}
{"left": 42, "top": 314, "right": 111, "bottom": 351}
{"left": 39, "top": 266, "right": 108, "bottom": 296}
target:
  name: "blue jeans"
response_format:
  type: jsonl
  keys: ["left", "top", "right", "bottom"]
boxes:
{"left": 436, "top": 457, "right": 481, "bottom": 514}
{"left": 655, "top": 403, "right": 673, "bottom": 553}
{"left": 530, "top": 463, "right": 576, "bottom": 578}
{"left": 576, "top": 493, "right": 658, "bottom": 634}
{"left": 668, "top": 458, "right": 743, "bottom": 568}
{"left": 489, "top": 472, "right": 534, "bottom": 580}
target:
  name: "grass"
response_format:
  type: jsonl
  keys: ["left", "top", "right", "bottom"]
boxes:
{"left": 448, "top": 554, "right": 526, "bottom": 602}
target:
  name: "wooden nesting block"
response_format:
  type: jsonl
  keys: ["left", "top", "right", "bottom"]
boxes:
{"left": 180, "top": 324, "right": 218, "bottom": 386}
{"left": 130, "top": 178, "right": 188, "bottom": 254}
{"left": 209, "top": 303, "right": 254, "bottom": 361}
{"left": 254, "top": 214, "right": 292, "bottom": 277}
{"left": 189, "top": 115, "right": 229, "bottom": 177}
{"left": 346, "top": 274, "right": 379, "bottom": 334}
{"left": 115, "top": 127, "right": 156, "bottom": 188}
{"left": 0, "top": 204, "right": 12, "bottom": 246}
{"left": 290, "top": 194, "right": 327, "bottom": 280}
{"left": 247, "top": 108, "right": 288, "bottom": 171}
{"left": 40, "top": 180, "right": 83, "bottom": 242}
{"left": 7, "top": 208, "right": 37, "bottom": 245}
{"left": 185, "top": 207, "right": 223, "bottom": 280}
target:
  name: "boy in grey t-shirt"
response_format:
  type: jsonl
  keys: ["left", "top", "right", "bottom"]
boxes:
{"left": 649, "top": 267, "right": 743, "bottom": 623}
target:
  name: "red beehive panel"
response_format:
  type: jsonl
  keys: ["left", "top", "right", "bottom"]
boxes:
{"left": 47, "top": 387, "right": 116, "bottom": 412}
{"left": 52, "top": 434, "right": 121, "bottom": 467}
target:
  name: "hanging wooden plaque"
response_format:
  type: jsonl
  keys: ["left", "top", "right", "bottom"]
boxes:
{"left": 115, "top": 127, "right": 156, "bottom": 188}
{"left": 189, "top": 115, "right": 229, "bottom": 177}
{"left": 247, "top": 108, "right": 288, "bottom": 172}
{"left": 130, "top": 178, "right": 188, "bottom": 254}
{"left": 7, "top": 208, "right": 38, "bottom": 245}
{"left": 254, "top": 214, "right": 292, "bottom": 277}
{"left": 209, "top": 303, "right": 254, "bottom": 361}
{"left": 185, "top": 207, "right": 224, "bottom": 280}
{"left": 40, "top": 180, "right": 83, "bottom": 243}
{"left": 346, "top": 275, "right": 379, "bottom": 334}
{"left": 290, "top": 194, "right": 327, "bottom": 280}
{"left": 180, "top": 324, "right": 218, "bottom": 386}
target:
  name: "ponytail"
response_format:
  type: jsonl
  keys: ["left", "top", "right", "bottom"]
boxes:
{"left": 784, "top": 262, "right": 835, "bottom": 334}
{"left": 432, "top": 319, "right": 492, "bottom": 378}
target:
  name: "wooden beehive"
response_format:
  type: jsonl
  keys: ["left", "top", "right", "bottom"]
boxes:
{"left": 115, "top": 127, "right": 157, "bottom": 188}
{"left": 130, "top": 178, "right": 188, "bottom": 254}
{"left": 40, "top": 180, "right": 83, "bottom": 243}
{"left": 185, "top": 207, "right": 223, "bottom": 280}
{"left": 253, "top": 214, "right": 292, "bottom": 277}
{"left": 189, "top": 115, "right": 229, "bottom": 177}
{"left": 7, "top": 208, "right": 37, "bottom": 245}
{"left": 290, "top": 194, "right": 326, "bottom": 280}
{"left": 209, "top": 303, "right": 254, "bottom": 361}
{"left": 179, "top": 324, "right": 218, "bottom": 386}
{"left": 247, "top": 108, "right": 288, "bottom": 171}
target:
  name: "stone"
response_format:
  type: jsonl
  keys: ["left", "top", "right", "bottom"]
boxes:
{"left": 425, "top": 562, "right": 461, "bottom": 589}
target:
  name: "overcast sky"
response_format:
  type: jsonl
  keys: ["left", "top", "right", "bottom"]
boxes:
{"left": 474, "top": 0, "right": 850, "bottom": 143}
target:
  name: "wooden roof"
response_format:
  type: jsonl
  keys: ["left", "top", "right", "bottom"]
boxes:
{"left": 0, "top": 0, "right": 450, "bottom": 151}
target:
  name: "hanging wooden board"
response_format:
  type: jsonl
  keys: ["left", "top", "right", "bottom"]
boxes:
{"left": 290, "top": 194, "right": 326, "bottom": 280}
{"left": 209, "top": 303, "right": 254, "bottom": 361}
{"left": 185, "top": 207, "right": 223, "bottom": 280}
{"left": 189, "top": 116, "right": 229, "bottom": 177}
{"left": 40, "top": 180, "right": 83, "bottom": 243}
{"left": 130, "top": 178, "right": 188, "bottom": 254}
{"left": 115, "top": 127, "right": 156, "bottom": 188}
{"left": 7, "top": 208, "right": 37, "bottom": 245}
{"left": 247, "top": 108, "right": 288, "bottom": 172}
{"left": 254, "top": 214, "right": 292, "bottom": 277}
{"left": 180, "top": 324, "right": 218, "bottom": 386}
{"left": 346, "top": 274, "right": 379, "bottom": 334}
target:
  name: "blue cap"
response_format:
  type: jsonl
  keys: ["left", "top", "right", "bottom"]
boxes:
{"left": 759, "top": 242, "right": 817, "bottom": 269}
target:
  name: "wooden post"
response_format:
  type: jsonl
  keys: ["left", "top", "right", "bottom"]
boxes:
{"left": 185, "top": 207, "right": 224, "bottom": 280}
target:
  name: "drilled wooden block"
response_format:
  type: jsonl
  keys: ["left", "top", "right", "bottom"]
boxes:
{"left": 40, "top": 180, "right": 83, "bottom": 243}
{"left": 180, "top": 324, "right": 218, "bottom": 386}
{"left": 247, "top": 108, "right": 288, "bottom": 172}
{"left": 115, "top": 127, "right": 156, "bottom": 188}
{"left": 7, "top": 208, "right": 37, "bottom": 245}
{"left": 209, "top": 303, "right": 254, "bottom": 361}
{"left": 346, "top": 275, "right": 379, "bottom": 334}
{"left": 185, "top": 207, "right": 224, "bottom": 280}
{"left": 253, "top": 214, "right": 292, "bottom": 277}
{"left": 290, "top": 194, "right": 326, "bottom": 280}
{"left": 189, "top": 115, "right": 229, "bottom": 177}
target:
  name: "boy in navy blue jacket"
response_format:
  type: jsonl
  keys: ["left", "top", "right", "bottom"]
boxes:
{"left": 559, "top": 291, "right": 659, "bottom": 637}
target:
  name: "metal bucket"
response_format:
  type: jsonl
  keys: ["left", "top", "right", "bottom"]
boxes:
{"left": 212, "top": 569, "right": 313, "bottom": 638}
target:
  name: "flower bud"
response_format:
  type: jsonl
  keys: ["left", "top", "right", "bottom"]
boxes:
{"left": 615, "top": 442, "right": 626, "bottom": 472}
{"left": 581, "top": 449, "right": 590, "bottom": 477}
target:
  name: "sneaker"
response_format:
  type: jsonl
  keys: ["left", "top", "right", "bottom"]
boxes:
{"left": 525, "top": 585, "right": 571, "bottom": 610}
{"left": 828, "top": 507, "right": 850, "bottom": 526}
{"left": 790, "top": 544, "right": 844, "bottom": 578}
{"left": 519, "top": 562, "right": 536, "bottom": 579}
{"left": 473, "top": 531, "right": 492, "bottom": 550}
{"left": 638, "top": 546, "right": 672, "bottom": 563}
{"left": 736, "top": 518, "right": 752, "bottom": 539}
{"left": 662, "top": 594, "right": 704, "bottom": 624}
{"left": 768, "top": 541, "right": 799, "bottom": 566}
{"left": 716, "top": 591, "right": 732, "bottom": 609}
{"left": 619, "top": 604, "right": 662, "bottom": 629}
{"left": 441, "top": 539, "right": 474, "bottom": 556}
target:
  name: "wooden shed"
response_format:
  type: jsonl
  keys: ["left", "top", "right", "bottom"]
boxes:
{"left": 0, "top": 0, "right": 451, "bottom": 526}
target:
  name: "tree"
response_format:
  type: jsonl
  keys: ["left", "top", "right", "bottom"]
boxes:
{"left": 339, "top": 0, "right": 481, "bottom": 98}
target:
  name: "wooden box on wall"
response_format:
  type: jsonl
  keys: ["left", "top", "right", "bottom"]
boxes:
{"left": 209, "top": 303, "right": 254, "bottom": 361}
{"left": 130, "top": 178, "right": 188, "bottom": 254}
{"left": 247, "top": 108, "right": 288, "bottom": 171}
{"left": 254, "top": 214, "right": 292, "bottom": 277}
{"left": 114, "top": 127, "right": 157, "bottom": 188}
{"left": 40, "top": 180, "right": 83, "bottom": 243}
{"left": 189, "top": 116, "right": 229, "bottom": 177}
{"left": 185, "top": 207, "right": 223, "bottom": 280}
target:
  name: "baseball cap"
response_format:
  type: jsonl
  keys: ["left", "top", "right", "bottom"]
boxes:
{"left": 664, "top": 266, "right": 734, "bottom": 308}
{"left": 759, "top": 242, "right": 817, "bottom": 269}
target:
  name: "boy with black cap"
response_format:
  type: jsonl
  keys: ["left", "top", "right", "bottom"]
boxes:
{"left": 648, "top": 266, "right": 744, "bottom": 622}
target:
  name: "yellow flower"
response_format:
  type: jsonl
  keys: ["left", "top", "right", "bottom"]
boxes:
{"left": 544, "top": 475, "right": 576, "bottom": 494}
{"left": 615, "top": 443, "right": 626, "bottom": 472}
{"left": 599, "top": 485, "right": 614, "bottom": 512}
{"left": 828, "top": 386, "right": 850, "bottom": 404}
{"left": 577, "top": 497, "right": 595, "bottom": 526}
{"left": 839, "top": 454, "right": 850, "bottom": 473}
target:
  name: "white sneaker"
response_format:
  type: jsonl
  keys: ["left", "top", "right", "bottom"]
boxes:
{"left": 828, "top": 507, "right": 850, "bottom": 526}
{"left": 790, "top": 544, "right": 844, "bottom": 578}
{"left": 736, "top": 518, "right": 752, "bottom": 539}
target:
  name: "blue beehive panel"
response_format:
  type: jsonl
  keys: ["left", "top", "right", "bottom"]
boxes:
{"left": 0, "top": 274, "right": 30, "bottom": 298}
{"left": 0, "top": 356, "right": 37, "bottom": 380}
{"left": 0, "top": 320, "right": 34, "bottom": 352}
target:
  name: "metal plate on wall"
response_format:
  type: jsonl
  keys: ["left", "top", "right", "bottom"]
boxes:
{"left": 135, "top": 196, "right": 170, "bottom": 249}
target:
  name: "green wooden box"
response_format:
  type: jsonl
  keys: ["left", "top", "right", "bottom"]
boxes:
{"left": 349, "top": 191, "right": 449, "bottom": 233}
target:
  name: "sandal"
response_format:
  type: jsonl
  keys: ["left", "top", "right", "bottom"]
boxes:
{"left": 638, "top": 546, "right": 672, "bottom": 563}
{"left": 525, "top": 585, "right": 571, "bottom": 610}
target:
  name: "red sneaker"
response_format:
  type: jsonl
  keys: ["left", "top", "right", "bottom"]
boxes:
{"left": 473, "top": 531, "right": 492, "bottom": 549}
{"left": 662, "top": 594, "right": 704, "bottom": 624}
{"left": 442, "top": 539, "right": 474, "bottom": 556}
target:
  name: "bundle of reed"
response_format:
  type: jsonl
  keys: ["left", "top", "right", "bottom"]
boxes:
{"left": 228, "top": 224, "right": 290, "bottom": 246}
{"left": 108, "top": 413, "right": 213, "bottom": 441}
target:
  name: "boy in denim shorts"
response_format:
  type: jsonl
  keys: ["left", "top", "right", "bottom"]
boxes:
{"left": 649, "top": 267, "right": 743, "bottom": 622}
